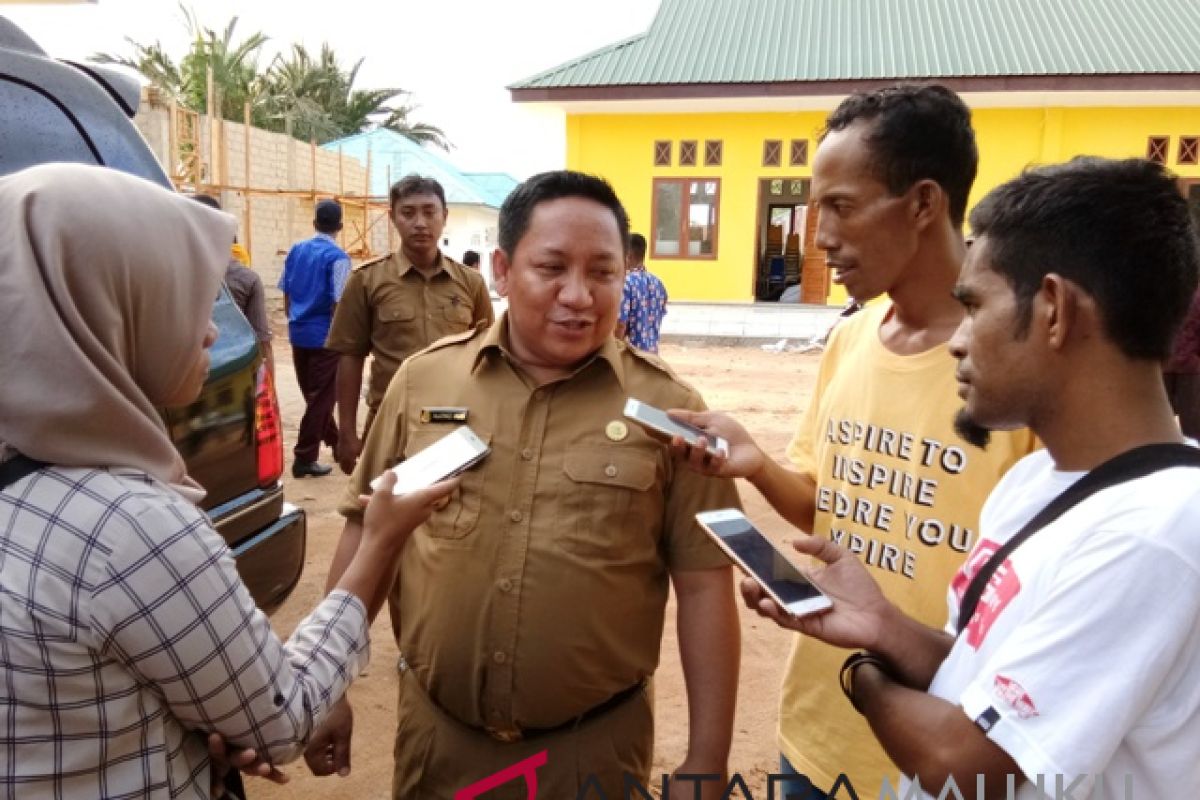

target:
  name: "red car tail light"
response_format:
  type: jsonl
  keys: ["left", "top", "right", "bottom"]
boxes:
{"left": 255, "top": 365, "right": 284, "bottom": 487}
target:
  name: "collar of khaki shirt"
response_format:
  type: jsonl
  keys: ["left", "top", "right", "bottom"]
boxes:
{"left": 470, "top": 313, "right": 629, "bottom": 390}
{"left": 393, "top": 248, "right": 453, "bottom": 279}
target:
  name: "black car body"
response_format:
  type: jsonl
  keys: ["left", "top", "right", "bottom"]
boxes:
{"left": 0, "top": 16, "right": 305, "bottom": 612}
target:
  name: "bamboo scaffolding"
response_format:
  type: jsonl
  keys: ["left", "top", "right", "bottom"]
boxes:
{"left": 163, "top": 102, "right": 392, "bottom": 260}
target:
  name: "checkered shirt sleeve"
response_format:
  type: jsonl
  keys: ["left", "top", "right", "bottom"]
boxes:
{"left": 0, "top": 467, "right": 370, "bottom": 799}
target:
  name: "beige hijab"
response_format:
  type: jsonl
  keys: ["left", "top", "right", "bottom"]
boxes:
{"left": 0, "top": 164, "right": 234, "bottom": 503}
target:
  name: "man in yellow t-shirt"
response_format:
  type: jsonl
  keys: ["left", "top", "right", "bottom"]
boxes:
{"left": 672, "top": 85, "right": 1038, "bottom": 797}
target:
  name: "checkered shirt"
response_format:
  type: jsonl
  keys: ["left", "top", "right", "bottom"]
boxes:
{"left": 0, "top": 466, "right": 369, "bottom": 799}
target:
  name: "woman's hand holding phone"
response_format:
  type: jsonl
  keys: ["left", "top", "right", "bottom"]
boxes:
{"left": 358, "top": 471, "right": 460, "bottom": 555}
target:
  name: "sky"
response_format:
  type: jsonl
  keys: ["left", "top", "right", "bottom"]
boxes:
{"left": 2, "top": 0, "right": 663, "bottom": 178}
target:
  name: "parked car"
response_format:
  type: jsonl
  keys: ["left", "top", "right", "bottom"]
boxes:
{"left": 0, "top": 15, "right": 305, "bottom": 613}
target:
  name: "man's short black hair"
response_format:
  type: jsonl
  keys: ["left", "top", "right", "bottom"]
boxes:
{"left": 498, "top": 171, "right": 630, "bottom": 257}
{"left": 390, "top": 174, "right": 446, "bottom": 210}
{"left": 629, "top": 233, "right": 647, "bottom": 261}
{"left": 970, "top": 156, "right": 1200, "bottom": 361}
{"left": 824, "top": 84, "right": 978, "bottom": 228}
{"left": 462, "top": 249, "right": 480, "bottom": 267}
{"left": 189, "top": 193, "right": 221, "bottom": 210}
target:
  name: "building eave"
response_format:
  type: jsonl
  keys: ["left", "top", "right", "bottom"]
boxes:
{"left": 511, "top": 72, "right": 1200, "bottom": 105}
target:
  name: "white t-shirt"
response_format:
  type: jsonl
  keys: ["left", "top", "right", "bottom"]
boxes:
{"left": 906, "top": 449, "right": 1200, "bottom": 800}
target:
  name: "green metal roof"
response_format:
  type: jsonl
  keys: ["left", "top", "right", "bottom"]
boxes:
{"left": 511, "top": 0, "right": 1200, "bottom": 90}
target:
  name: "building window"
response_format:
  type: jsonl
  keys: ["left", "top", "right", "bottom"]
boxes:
{"left": 790, "top": 139, "right": 809, "bottom": 166}
{"left": 680, "top": 140, "right": 697, "bottom": 166}
{"left": 1179, "top": 136, "right": 1199, "bottom": 166}
{"left": 651, "top": 178, "right": 720, "bottom": 259}
{"left": 654, "top": 140, "right": 672, "bottom": 167}
{"left": 1147, "top": 136, "right": 1169, "bottom": 164}
{"left": 704, "top": 140, "right": 723, "bottom": 166}
{"left": 763, "top": 139, "right": 782, "bottom": 167}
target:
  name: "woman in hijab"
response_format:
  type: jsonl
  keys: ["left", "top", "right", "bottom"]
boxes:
{"left": 0, "top": 164, "right": 453, "bottom": 798}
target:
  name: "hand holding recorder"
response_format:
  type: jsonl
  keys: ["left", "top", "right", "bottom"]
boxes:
{"left": 662, "top": 408, "right": 767, "bottom": 480}
{"left": 696, "top": 509, "right": 832, "bottom": 619}
{"left": 737, "top": 526, "right": 902, "bottom": 652}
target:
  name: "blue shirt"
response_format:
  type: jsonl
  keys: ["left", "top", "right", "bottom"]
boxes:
{"left": 277, "top": 233, "right": 351, "bottom": 348}
{"left": 619, "top": 265, "right": 668, "bottom": 353}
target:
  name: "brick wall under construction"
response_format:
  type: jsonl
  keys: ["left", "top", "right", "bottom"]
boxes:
{"left": 134, "top": 90, "right": 392, "bottom": 292}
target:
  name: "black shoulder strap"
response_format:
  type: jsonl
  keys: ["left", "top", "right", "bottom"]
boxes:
{"left": 957, "top": 443, "right": 1200, "bottom": 634}
{"left": 0, "top": 454, "right": 48, "bottom": 491}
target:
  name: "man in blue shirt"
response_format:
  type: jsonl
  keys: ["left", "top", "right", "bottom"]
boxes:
{"left": 278, "top": 199, "right": 351, "bottom": 477}
{"left": 616, "top": 233, "right": 669, "bottom": 353}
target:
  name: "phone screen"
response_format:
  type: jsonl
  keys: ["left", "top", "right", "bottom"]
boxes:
{"left": 634, "top": 402, "right": 709, "bottom": 441}
{"left": 371, "top": 428, "right": 488, "bottom": 495}
{"left": 707, "top": 517, "right": 825, "bottom": 605}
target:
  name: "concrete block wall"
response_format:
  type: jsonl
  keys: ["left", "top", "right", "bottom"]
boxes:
{"left": 134, "top": 93, "right": 385, "bottom": 291}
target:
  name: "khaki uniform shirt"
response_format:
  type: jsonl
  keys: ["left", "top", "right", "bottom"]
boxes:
{"left": 325, "top": 251, "right": 494, "bottom": 409}
{"left": 338, "top": 315, "right": 739, "bottom": 732}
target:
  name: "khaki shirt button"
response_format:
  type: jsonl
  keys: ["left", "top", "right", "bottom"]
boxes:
{"left": 604, "top": 464, "right": 618, "bottom": 478}
{"left": 493, "top": 651, "right": 507, "bottom": 664}
{"left": 509, "top": 510, "right": 523, "bottom": 523}
{"left": 521, "top": 448, "right": 534, "bottom": 461}
{"left": 498, "top": 578, "right": 513, "bottom": 592}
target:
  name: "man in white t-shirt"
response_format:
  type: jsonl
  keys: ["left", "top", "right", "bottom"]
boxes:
{"left": 740, "top": 156, "right": 1200, "bottom": 799}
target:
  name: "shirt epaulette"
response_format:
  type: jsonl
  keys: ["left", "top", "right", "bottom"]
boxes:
{"left": 352, "top": 253, "right": 389, "bottom": 271}
{"left": 423, "top": 324, "right": 484, "bottom": 353}
{"left": 622, "top": 339, "right": 680, "bottom": 380}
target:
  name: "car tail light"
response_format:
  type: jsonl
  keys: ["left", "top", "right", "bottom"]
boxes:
{"left": 255, "top": 365, "right": 284, "bottom": 487}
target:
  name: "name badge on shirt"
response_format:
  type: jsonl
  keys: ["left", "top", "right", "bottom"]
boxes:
{"left": 420, "top": 406, "right": 469, "bottom": 424}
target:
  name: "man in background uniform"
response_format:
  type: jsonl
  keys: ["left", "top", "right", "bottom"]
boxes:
{"left": 326, "top": 175, "right": 493, "bottom": 474}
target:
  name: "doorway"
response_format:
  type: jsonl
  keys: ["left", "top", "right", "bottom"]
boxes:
{"left": 754, "top": 178, "right": 810, "bottom": 302}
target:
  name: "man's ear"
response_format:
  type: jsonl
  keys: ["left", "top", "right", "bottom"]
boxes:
{"left": 492, "top": 249, "right": 511, "bottom": 297}
{"left": 911, "top": 179, "right": 944, "bottom": 230}
{"left": 1039, "top": 273, "right": 1082, "bottom": 350}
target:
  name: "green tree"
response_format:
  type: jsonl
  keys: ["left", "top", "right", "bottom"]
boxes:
{"left": 261, "top": 43, "right": 450, "bottom": 148}
{"left": 93, "top": 5, "right": 448, "bottom": 148}
{"left": 94, "top": 4, "right": 268, "bottom": 125}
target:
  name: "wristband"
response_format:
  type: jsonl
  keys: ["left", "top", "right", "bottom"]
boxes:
{"left": 839, "top": 651, "right": 888, "bottom": 714}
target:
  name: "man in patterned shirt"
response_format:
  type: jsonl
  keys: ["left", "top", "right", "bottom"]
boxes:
{"left": 616, "top": 232, "right": 669, "bottom": 353}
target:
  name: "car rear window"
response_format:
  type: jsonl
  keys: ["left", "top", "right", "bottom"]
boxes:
{"left": 0, "top": 77, "right": 100, "bottom": 175}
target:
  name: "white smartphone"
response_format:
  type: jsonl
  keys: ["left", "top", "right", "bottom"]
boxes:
{"left": 624, "top": 398, "right": 729, "bottom": 457}
{"left": 695, "top": 509, "right": 833, "bottom": 618}
{"left": 370, "top": 426, "right": 490, "bottom": 496}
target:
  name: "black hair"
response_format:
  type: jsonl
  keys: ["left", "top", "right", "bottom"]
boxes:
{"left": 970, "top": 157, "right": 1200, "bottom": 361}
{"left": 824, "top": 84, "right": 978, "bottom": 227}
{"left": 498, "top": 170, "right": 630, "bottom": 257}
{"left": 629, "top": 232, "right": 647, "bottom": 260}
{"left": 189, "top": 193, "right": 221, "bottom": 210}
{"left": 389, "top": 174, "right": 446, "bottom": 210}
{"left": 462, "top": 249, "right": 480, "bottom": 267}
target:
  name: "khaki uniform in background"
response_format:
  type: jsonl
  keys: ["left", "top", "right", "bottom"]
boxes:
{"left": 325, "top": 251, "right": 494, "bottom": 425}
{"left": 339, "top": 316, "right": 740, "bottom": 799}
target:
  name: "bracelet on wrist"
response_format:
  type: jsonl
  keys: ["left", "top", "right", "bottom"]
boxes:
{"left": 839, "top": 651, "right": 889, "bottom": 714}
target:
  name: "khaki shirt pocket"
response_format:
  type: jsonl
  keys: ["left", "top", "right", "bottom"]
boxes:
{"left": 380, "top": 303, "right": 416, "bottom": 325}
{"left": 442, "top": 302, "right": 473, "bottom": 327}
{"left": 403, "top": 428, "right": 491, "bottom": 543}
{"left": 557, "top": 446, "right": 661, "bottom": 558}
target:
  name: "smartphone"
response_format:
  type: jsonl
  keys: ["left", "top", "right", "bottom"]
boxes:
{"left": 624, "top": 398, "right": 729, "bottom": 457}
{"left": 370, "top": 426, "right": 490, "bottom": 496}
{"left": 695, "top": 509, "right": 832, "bottom": 618}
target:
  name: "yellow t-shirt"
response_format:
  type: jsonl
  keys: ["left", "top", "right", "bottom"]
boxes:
{"left": 779, "top": 301, "right": 1039, "bottom": 795}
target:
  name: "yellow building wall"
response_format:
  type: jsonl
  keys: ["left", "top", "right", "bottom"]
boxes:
{"left": 566, "top": 105, "right": 1200, "bottom": 305}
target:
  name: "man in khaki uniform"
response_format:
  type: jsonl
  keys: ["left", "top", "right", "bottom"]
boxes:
{"left": 326, "top": 174, "right": 494, "bottom": 474}
{"left": 307, "top": 171, "right": 741, "bottom": 799}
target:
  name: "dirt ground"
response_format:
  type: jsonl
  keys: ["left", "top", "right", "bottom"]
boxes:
{"left": 258, "top": 332, "right": 823, "bottom": 799}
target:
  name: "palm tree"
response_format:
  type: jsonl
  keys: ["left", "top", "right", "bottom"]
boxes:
{"left": 93, "top": 6, "right": 448, "bottom": 148}
{"left": 261, "top": 44, "right": 450, "bottom": 149}
{"left": 94, "top": 4, "right": 268, "bottom": 124}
